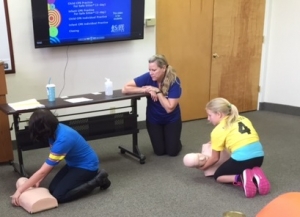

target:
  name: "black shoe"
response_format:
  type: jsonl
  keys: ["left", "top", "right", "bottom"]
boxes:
{"left": 95, "top": 169, "right": 111, "bottom": 190}
{"left": 100, "top": 177, "right": 111, "bottom": 190}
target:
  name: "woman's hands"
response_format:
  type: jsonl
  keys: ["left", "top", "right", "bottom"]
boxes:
{"left": 143, "top": 85, "right": 160, "bottom": 101}
{"left": 143, "top": 85, "right": 160, "bottom": 93}
{"left": 142, "top": 85, "right": 179, "bottom": 113}
{"left": 10, "top": 190, "right": 21, "bottom": 206}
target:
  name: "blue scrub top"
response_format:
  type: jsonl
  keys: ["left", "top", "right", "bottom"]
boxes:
{"left": 134, "top": 72, "right": 182, "bottom": 124}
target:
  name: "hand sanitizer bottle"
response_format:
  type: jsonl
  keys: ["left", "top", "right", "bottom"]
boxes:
{"left": 105, "top": 78, "right": 113, "bottom": 96}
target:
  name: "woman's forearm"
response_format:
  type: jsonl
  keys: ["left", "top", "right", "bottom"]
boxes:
{"left": 157, "top": 94, "right": 178, "bottom": 113}
{"left": 122, "top": 86, "right": 145, "bottom": 94}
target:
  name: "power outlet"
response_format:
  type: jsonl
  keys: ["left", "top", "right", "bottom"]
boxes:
{"left": 4, "top": 62, "right": 9, "bottom": 69}
{"left": 2, "top": 59, "right": 10, "bottom": 70}
{"left": 110, "top": 107, "right": 115, "bottom": 114}
{"left": 145, "top": 18, "right": 156, "bottom": 27}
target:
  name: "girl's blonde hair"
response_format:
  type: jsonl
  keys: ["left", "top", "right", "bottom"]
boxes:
{"left": 148, "top": 54, "right": 177, "bottom": 95}
{"left": 206, "top": 98, "right": 239, "bottom": 129}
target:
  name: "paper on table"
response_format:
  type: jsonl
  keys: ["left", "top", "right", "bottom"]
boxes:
{"left": 91, "top": 92, "right": 102, "bottom": 95}
{"left": 8, "top": 99, "right": 45, "bottom": 111}
{"left": 64, "top": 97, "right": 93, "bottom": 103}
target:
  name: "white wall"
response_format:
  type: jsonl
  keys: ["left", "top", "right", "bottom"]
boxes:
{"left": 259, "top": 0, "right": 300, "bottom": 107}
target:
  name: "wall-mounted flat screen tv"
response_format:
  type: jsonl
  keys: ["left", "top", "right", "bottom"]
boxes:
{"left": 31, "top": 0, "right": 145, "bottom": 48}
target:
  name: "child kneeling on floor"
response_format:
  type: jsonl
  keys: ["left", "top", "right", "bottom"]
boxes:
{"left": 183, "top": 98, "right": 270, "bottom": 198}
{"left": 11, "top": 109, "right": 111, "bottom": 206}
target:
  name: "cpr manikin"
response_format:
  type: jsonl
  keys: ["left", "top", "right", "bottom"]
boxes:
{"left": 183, "top": 143, "right": 230, "bottom": 176}
{"left": 15, "top": 177, "right": 58, "bottom": 213}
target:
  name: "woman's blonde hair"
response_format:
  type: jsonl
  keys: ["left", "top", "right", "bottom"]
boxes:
{"left": 206, "top": 98, "right": 239, "bottom": 129}
{"left": 148, "top": 54, "right": 177, "bottom": 95}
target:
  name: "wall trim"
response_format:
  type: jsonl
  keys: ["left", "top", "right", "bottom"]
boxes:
{"left": 259, "top": 102, "right": 300, "bottom": 116}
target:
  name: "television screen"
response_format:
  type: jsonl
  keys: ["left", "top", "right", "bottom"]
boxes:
{"left": 31, "top": 0, "right": 145, "bottom": 48}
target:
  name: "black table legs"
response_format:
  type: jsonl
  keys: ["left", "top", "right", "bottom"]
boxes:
{"left": 11, "top": 114, "right": 29, "bottom": 177}
{"left": 118, "top": 98, "right": 146, "bottom": 164}
{"left": 119, "top": 132, "right": 146, "bottom": 164}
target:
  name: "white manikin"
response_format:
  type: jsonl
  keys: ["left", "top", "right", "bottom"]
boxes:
{"left": 183, "top": 143, "right": 230, "bottom": 176}
{"left": 183, "top": 153, "right": 209, "bottom": 168}
{"left": 15, "top": 177, "right": 58, "bottom": 214}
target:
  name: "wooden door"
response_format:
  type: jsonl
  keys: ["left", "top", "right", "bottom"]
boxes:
{"left": 0, "top": 62, "right": 13, "bottom": 162}
{"left": 156, "top": 0, "right": 214, "bottom": 121}
{"left": 156, "top": 0, "right": 265, "bottom": 120}
{"left": 210, "top": 0, "right": 265, "bottom": 112}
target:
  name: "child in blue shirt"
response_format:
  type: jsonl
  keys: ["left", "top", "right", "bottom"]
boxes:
{"left": 11, "top": 109, "right": 111, "bottom": 205}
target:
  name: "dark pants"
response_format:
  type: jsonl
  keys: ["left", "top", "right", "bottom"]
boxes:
{"left": 49, "top": 165, "right": 98, "bottom": 203}
{"left": 146, "top": 118, "right": 182, "bottom": 156}
{"left": 214, "top": 157, "right": 264, "bottom": 180}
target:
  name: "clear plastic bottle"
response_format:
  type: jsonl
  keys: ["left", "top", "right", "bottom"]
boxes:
{"left": 105, "top": 78, "right": 113, "bottom": 96}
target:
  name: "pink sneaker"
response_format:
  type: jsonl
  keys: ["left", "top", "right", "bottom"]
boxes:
{"left": 252, "top": 167, "right": 271, "bottom": 195}
{"left": 241, "top": 169, "right": 257, "bottom": 198}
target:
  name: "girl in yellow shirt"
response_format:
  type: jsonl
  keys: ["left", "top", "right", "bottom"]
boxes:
{"left": 191, "top": 98, "right": 270, "bottom": 198}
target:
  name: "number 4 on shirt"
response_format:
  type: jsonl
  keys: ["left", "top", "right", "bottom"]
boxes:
{"left": 238, "top": 122, "right": 251, "bottom": 134}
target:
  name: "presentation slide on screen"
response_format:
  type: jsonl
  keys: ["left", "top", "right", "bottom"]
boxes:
{"left": 48, "top": 0, "right": 131, "bottom": 43}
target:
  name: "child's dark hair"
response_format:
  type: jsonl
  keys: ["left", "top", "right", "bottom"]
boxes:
{"left": 28, "top": 109, "right": 58, "bottom": 142}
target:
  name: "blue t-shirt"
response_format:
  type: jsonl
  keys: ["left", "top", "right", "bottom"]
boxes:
{"left": 134, "top": 72, "right": 182, "bottom": 124}
{"left": 46, "top": 123, "right": 99, "bottom": 171}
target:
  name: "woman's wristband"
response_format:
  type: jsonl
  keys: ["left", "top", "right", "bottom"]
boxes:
{"left": 156, "top": 91, "right": 162, "bottom": 94}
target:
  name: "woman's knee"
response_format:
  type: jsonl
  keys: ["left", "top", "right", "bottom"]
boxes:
{"left": 154, "top": 150, "right": 165, "bottom": 156}
{"left": 152, "top": 142, "right": 166, "bottom": 155}
{"left": 166, "top": 142, "right": 182, "bottom": 156}
{"left": 150, "top": 141, "right": 165, "bottom": 155}
{"left": 167, "top": 151, "right": 179, "bottom": 157}
{"left": 167, "top": 148, "right": 181, "bottom": 156}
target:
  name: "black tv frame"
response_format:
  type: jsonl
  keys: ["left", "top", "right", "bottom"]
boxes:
{"left": 31, "top": 0, "right": 145, "bottom": 48}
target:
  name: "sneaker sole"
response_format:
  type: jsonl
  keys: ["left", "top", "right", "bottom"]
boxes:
{"left": 252, "top": 167, "right": 270, "bottom": 195}
{"left": 242, "top": 169, "right": 257, "bottom": 198}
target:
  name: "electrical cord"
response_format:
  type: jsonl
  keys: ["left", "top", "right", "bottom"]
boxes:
{"left": 53, "top": 45, "right": 69, "bottom": 116}
{"left": 58, "top": 45, "right": 69, "bottom": 98}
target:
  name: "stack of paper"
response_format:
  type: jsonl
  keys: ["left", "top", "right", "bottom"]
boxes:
{"left": 8, "top": 99, "right": 45, "bottom": 111}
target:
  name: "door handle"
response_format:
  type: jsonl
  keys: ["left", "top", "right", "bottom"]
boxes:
{"left": 212, "top": 53, "right": 219, "bottom": 58}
